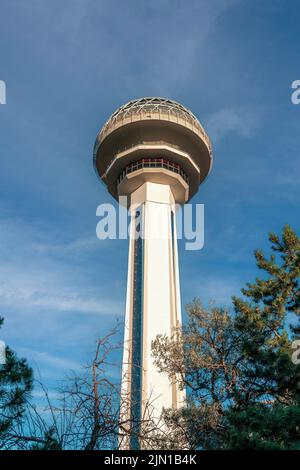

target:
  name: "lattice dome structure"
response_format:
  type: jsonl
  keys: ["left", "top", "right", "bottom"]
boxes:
{"left": 98, "top": 97, "right": 209, "bottom": 143}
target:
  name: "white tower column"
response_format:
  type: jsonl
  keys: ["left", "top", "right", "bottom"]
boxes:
{"left": 93, "top": 97, "right": 213, "bottom": 451}
{"left": 120, "top": 182, "right": 185, "bottom": 449}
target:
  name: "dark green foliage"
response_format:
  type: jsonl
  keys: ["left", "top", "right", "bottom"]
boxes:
{"left": 29, "top": 428, "right": 62, "bottom": 450}
{"left": 223, "top": 404, "right": 300, "bottom": 450}
{"left": 152, "top": 225, "right": 300, "bottom": 449}
{"left": 224, "top": 225, "right": 300, "bottom": 449}
{"left": 0, "top": 317, "right": 33, "bottom": 448}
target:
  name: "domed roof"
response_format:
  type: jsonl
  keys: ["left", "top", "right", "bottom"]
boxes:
{"left": 107, "top": 96, "right": 199, "bottom": 124}
{"left": 97, "top": 97, "right": 211, "bottom": 151}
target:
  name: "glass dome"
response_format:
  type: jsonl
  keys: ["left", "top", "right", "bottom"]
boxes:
{"left": 98, "top": 97, "right": 208, "bottom": 145}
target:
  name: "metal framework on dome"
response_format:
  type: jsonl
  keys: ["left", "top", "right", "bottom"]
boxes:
{"left": 98, "top": 97, "right": 208, "bottom": 144}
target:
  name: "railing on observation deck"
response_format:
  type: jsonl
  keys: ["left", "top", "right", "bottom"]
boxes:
{"left": 117, "top": 157, "right": 189, "bottom": 186}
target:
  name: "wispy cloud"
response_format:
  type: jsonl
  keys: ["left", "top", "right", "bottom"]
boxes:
{"left": 183, "top": 275, "right": 241, "bottom": 307}
{"left": 6, "top": 0, "right": 242, "bottom": 99}
{"left": 205, "top": 107, "right": 259, "bottom": 143}
{"left": 31, "top": 389, "right": 60, "bottom": 400}
{"left": 0, "top": 282, "right": 121, "bottom": 315}
{"left": 34, "top": 236, "right": 99, "bottom": 257}
{"left": 19, "top": 347, "right": 81, "bottom": 371}
{"left": 0, "top": 216, "right": 123, "bottom": 315}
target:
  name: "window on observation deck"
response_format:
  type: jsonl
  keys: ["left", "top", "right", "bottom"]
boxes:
{"left": 117, "top": 158, "right": 189, "bottom": 186}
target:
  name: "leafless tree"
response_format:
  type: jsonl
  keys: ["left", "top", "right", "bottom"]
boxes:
{"left": 1, "top": 324, "right": 177, "bottom": 450}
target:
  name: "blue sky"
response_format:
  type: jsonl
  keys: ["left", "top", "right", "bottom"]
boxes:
{"left": 0, "top": 0, "right": 299, "bottom": 396}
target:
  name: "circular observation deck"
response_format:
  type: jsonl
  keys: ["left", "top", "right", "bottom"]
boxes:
{"left": 93, "top": 97, "right": 212, "bottom": 203}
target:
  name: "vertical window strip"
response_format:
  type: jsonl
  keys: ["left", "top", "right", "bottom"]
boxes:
{"left": 130, "top": 206, "right": 144, "bottom": 450}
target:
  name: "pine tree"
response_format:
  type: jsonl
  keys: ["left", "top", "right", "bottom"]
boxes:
{"left": 152, "top": 225, "right": 300, "bottom": 449}
{"left": 0, "top": 316, "right": 33, "bottom": 448}
{"left": 225, "top": 225, "right": 300, "bottom": 449}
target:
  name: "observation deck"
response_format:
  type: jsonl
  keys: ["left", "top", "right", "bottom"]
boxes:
{"left": 93, "top": 97, "right": 212, "bottom": 202}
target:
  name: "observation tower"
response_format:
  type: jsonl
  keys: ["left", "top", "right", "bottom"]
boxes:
{"left": 93, "top": 97, "right": 212, "bottom": 448}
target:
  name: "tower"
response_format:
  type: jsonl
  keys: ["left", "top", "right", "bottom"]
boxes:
{"left": 93, "top": 97, "right": 212, "bottom": 448}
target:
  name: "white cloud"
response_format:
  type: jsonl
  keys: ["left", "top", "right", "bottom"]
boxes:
{"left": 19, "top": 347, "right": 81, "bottom": 371}
{"left": 0, "top": 217, "right": 123, "bottom": 315}
{"left": 31, "top": 389, "right": 60, "bottom": 400}
{"left": 0, "top": 282, "right": 121, "bottom": 315}
{"left": 205, "top": 107, "right": 259, "bottom": 143}
{"left": 5, "top": 0, "right": 242, "bottom": 97}
{"left": 34, "top": 236, "right": 99, "bottom": 256}
{"left": 129, "top": 0, "right": 243, "bottom": 94}
{"left": 183, "top": 275, "right": 241, "bottom": 307}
